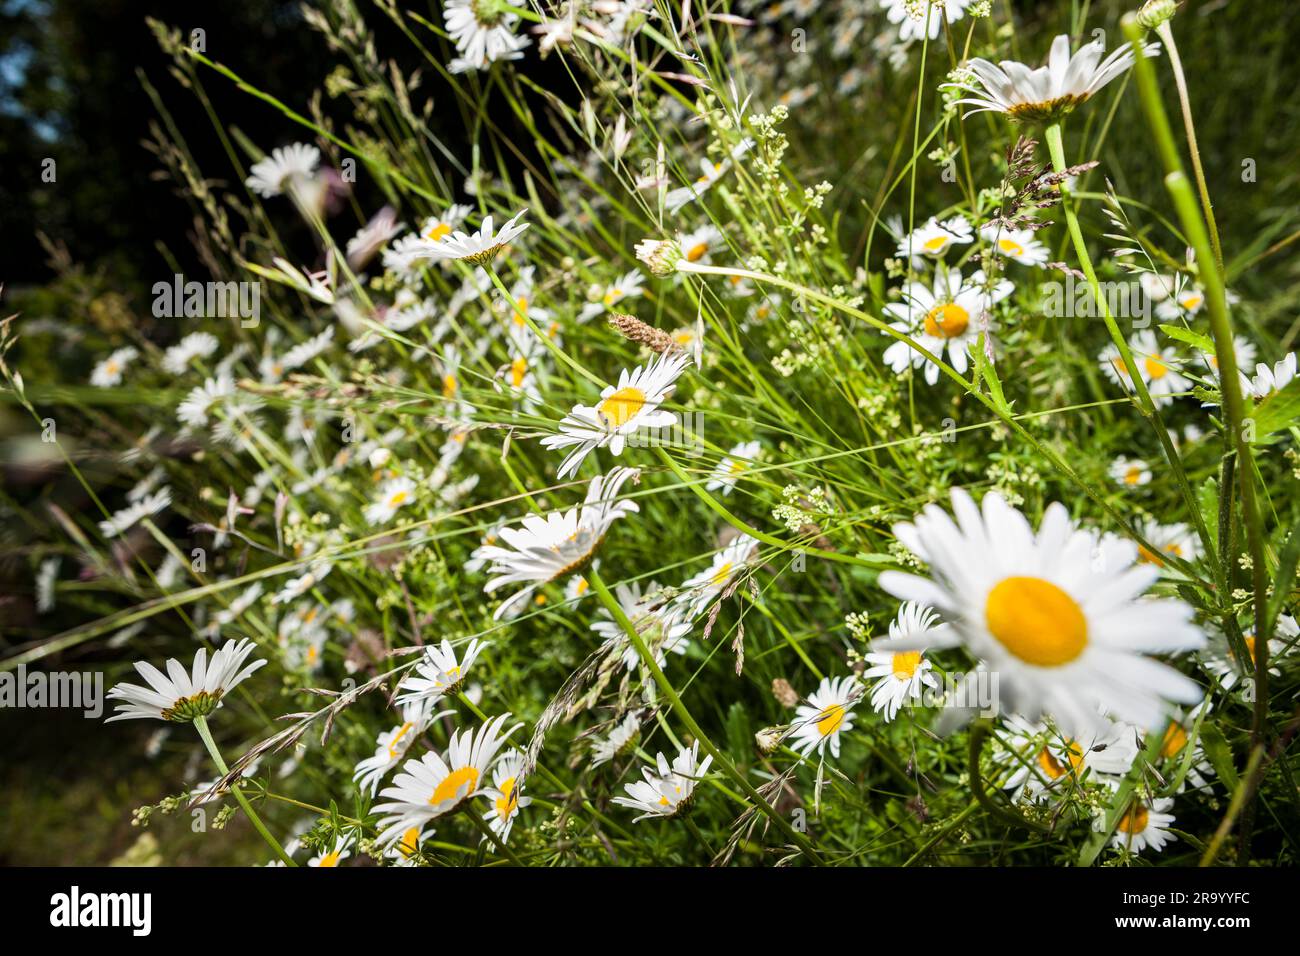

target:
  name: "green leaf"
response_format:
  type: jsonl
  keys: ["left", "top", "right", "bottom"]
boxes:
{"left": 1159, "top": 323, "right": 1216, "bottom": 354}
{"left": 1249, "top": 376, "right": 1300, "bottom": 438}
{"left": 1199, "top": 724, "right": 1239, "bottom": 791}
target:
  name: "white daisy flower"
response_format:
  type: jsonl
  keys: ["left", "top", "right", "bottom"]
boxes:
{"left": 677, "top": 533, "right": 760, "bottom": 617}
{"left": 788, "top": 675, "right": 862, "bottom": 759}
{"left": 590, "top": 580, "right": 693, "bottom": 672}
{"left": 412, "top": 210, "right": 529, "bottom": 266}
{"left": 705, "top": 440, "right": 761, "bottom": 496}
{"left": 540, "top": 351, "right": 689, "bottom": 478}
{"left": 664, "top": 138, "right": 754, "bottom": 213}
{"left": 1109, "top": 456, "right": 1152, "bottom": 488}
{"left": 878, "top": 488, "right": 1205, "bottom": 735}
{"left": 895, "top": 215, "right": 973, "bottom": 260}
{"left": 245, "top": 143, "right": 321, "bottom": 198}
{"left": 863, "top": 603, "right": 942, "bottom": 721}
{"left": 353, "top": 701, "right": 446, "bottom": 796}
{"left": 98, "top": 488, "right": 171, "bottom": 539}
{"left": 1200, "top": 615, "right": 1295, "bottom": 692}
{"left": 611, "top": 740, "right": 713, "bottom": 821}
{"left": 1240, "top": 352, "right": 1297, "bottom": 401}
{"left": 480, "top": 750, "right": 532, "bottom": 842}
{"left": 308, "top": 834, "right": 354, "bottom": 867}
{"left": 480, "top": 467, "right": 641, "bottom": 618}
{"left": 1198, "top": 334, "right": 1256, "bottom": 380}
{"left": 678, "top": 224, "right": 724, "bottom": 265}
{"left": 374, "top": 713, "right": 520, "bottom": 845}
{"left": 444, "top": 0, "right": 531, "bottom": 72}
{"left": 272, "top": 560, "right": 333, "bottom": 605}
{"left": 980, "top": 223, "right": 1050, "bottom": 266}
{"left": 1098, "top": 330, "right": 1191, "bottom": 407}
{"left": 396, "top": 639, "right": 488, "bottom": 705}
{"left": 1098, "top": 796, "right": 1177, "bottom": 854}
{"left": 365, "top": 476, "right": 418, "bottom": 526}
{"left": 590, "top": 713, "right": 641, "bottom": 768}
{"left": 161, "top": 332, "right": 219, "bottom": 375}
{"left": 579, "top": 269, "right": 647, "bottom": 322}
{"left": 994, "top": 713, "right": 1138, "bottom": 802}
{"left": 105, "top": 638, "right": 267, "bottom": 722}
{"left": 384, "top": 825, "right": 432, "bottom": 866}
{"left": 91, "top": 346, "right": 139, "bottom": 387}
{"left": 345, "top": 206, "right": 403, "bottom": 268}
{"left": 1133, "top": 518, "right": 1201, "bottom": 570}
{"left": 177, "top": 374, "right": 237, "bottom": 428}
{"left": 945, "top": 34, "right": 1159, "bottom": 122}
{"left": 883, "top": 268, "right": 1012, "bottom": 385}
{"left": 880, "top": 0, "right": 973, "bottom": 43}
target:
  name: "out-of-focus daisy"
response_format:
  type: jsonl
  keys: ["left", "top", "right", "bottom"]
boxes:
{"left": 883, "top": 268, "right": 1012, "bottom": 384}
{"left": 1098, "top": 797, "right": 1177, "bottom": 854}
{"left": 177, "top": 374, "right": 237, "bottom": 428}
{"left": 1134, "top": 518, "right": 1201, "bottom": 569}
{"left": 678, "top": 224, "right": 724, "bottom": 264}
{"left": 1240, "top": 353, "right": 1297, "bottom": 401}
{"left": 611, "top": 741, "right": 712, "bottom": 821}
{"left": 705, "top": 440, "right": 761, "bottom": 496}
{"left": 444, "top": 0, "right": 530, "bottom": 73}
{"left": 1109, "top": 456, "right": 1152, "bottom": 488}
{"left": 863, "top": 602, "right": 941, "bottom": 721}
{"left": 590, "top": 713, "right": 641, "bottom": 767}
{"left": 980, "top": 223, "right": 1049, "bottom": 266}
{"left": 374, "top": 713, "right": 520, "bottom": 845}
{"left": 540, "top": 351, "right": 689, "bottom": 478}
{"left": 945, "top": 34, "right": 1159, "bottom": 122}
{"left": 1201, "top": 615, "right": 1295, "bottom": 692}
{"left": 788, "top": 675, "right": 862, "bottom": 759}
{"left": 396, "top": 638, "right": 487, "bottom": 705}
{"left": 308, "top": 834, "right": 354, "bottom": 867}
{"left": 664, "top": 138, "right": 754, "bottom": 213}
{"left": 1198, "top": 334, "right": 1256, "bottom": 381}
{"left": 480, "top": 467, "right": 641, "bottom": 618}
{"left": 35, "top": 557, "right": 59, "bottom": 614}
{"left": 880, "top": 0, "right": 973, "bottom": 42}
{"left": 161, "top": 332, "right": 219, "bottom": 375}
{"left": 878, "top": 488, "right": 1205, "bottom": 735}
{"left": 106, "top": 638, "right": 266, "bottom": 722}
{"left": 416, "top": 211, "right": 529, "bottom": 266}
{"left": 384, "top": 825, "right": 432, "bottom": 866}
{"left": 364, "top": 476, "right": 418, "bottom": 526}
{"left": 480, "top": 750, "right": 531, "bottom": 842}
{"left": 246, "top": 143, "right": 321, "bottom": 198}
{"left": 579, "top": 269, "right": 646, "bottom": 322}
{"left": 995, "top": 714, "right": 1138, "bottom": 802}
{"left": 677, "top": 533, "right": 760, "bottom": 616}
{"left": 895, "top": 215, "right": 973, "bottom": 260}
{"left": 353, "top": 701, "right": 446, "bottom": 796}
{"left": 1098, "top": 330, "right": 1190, "bottom": 407}
{"left": 98, "top": 488, "right": 171, "bottom": 539}
{"left": 590, "top": 580, "right": 693, "bottom": 671}
{"left": 91, "top": 346, "right": 139, "bottom": 387}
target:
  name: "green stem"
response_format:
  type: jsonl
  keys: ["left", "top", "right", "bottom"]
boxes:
{"left": 967, "top": 720, "right": 1050, "bottom": 835}
{"left": 585, "top": 567, "right": 825, "bottom": 864}
{"left": 192, "top": 715, "right": 297, "bottom": 866}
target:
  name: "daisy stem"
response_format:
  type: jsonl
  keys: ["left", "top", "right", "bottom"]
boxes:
{"left": 1042, "top": 120, "right": 1219, "bottom": 580}
{"left": 585, "top": 567, "right": 826, "bottom": 864}
{"left": 967, "top": 720, "right": 1050, "bottom": 835}
{"left": 466, "top": 807, "right": 526, "bottom": 866}
{"left": 192, "top": 715, "right": 297, "bottom": 866}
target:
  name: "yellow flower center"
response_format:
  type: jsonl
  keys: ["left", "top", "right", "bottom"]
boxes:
{"left": 1161, "top": 722, "right": 1188, "bottom": 759}
{"left": 1117, "top": 803, "right": 1150, "bottom": 835}
{"left": 442, "top": 373, "right": 458, "bottom": 398}
{"left": 892, "top": 650, "right": 923, "bottom": 679}
{"left": 1037, "top": 740, "right": 1083, "bottom": 781}
{"left": 495, "top": 777, "right": 519, "bottom": 822}
{"left": 398, "top": 827, "right": 421, "bottom": 859}
{"left": 430, "top": 766, "right": 479, "bottom": 806}
{"left": 984, "top": 576, "right": 1088, "bottom": 666}
{"left": 388, "top": 490, "right": 409, "bottom": 507}
{"left": 922, "top": 235, "right": 948, "bottom": 252}
{"left": 316, "top": 850, "right": 341, "bottom": 867}
{"left": 597, "top": 386, "right": 647, "bottom": 428}
{"left": 603, "top": 288, "right": 623, "bottom": 306}
{"left": 686, "top": 242, "right": 709, "bottom": 262}
{"left": 511, "top": 356, "right": 528, "bottom": 388}
{"left": 426, "top": 222, "right": 451, "bottom": 241}
{"left": 1144, "top": 356, "right": 1169, "bottom": 380}
{"left": 817, "top": 703, "right": 845, "bottom": 737}
{"left": 924, "top": 303, "right": 970, "bottom": 339}
{"left": 1125, "top": 466, "right": 1143, "bottom": 485}
{"left": 998, "top": 238, "right": 1025, "bottom": 257}
{"left": 387, "top": 721, "right": 414, "bottom": 760}
{"left": 709, "top": 561, "right": 734, "bottom": 588}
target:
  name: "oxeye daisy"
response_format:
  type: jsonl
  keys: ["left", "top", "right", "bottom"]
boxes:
{"left": 1200, "top": 615, "right": 1295, "bottom": 692}
{"left": 384, "top": 825, "right": 432, "bottom": 866}
{"left": 443, "top": 0, "right": 531, "bottom": 73}
{"left": 880, "top": 0, "right": 974, "bottom": 43}
{"left": 353, "top": 701, "right": 448, "bottom": 796}
{"left": 374, "top": 713, "right": 520, "bottom": 845}
{"left": 590, "top": 712, "right": 641, "bottom": 768}
{"left": 1240, "top": 352, "right": 1297, "bottom": 400}
{"left": 1109, "top": 456, "right": 1152, "bottom": 488}
{"left": 161, "top": 332, "right": 220, "bottom": 375}
{"left": 863, "top": 602, "right": 942, "bottom": 721}
{"left": 878, "top": 488, "right": 1205, "bottom": 735}
{"left": 677, "top": 533, "right": 760, "bottom": 617}
{"left": 479, "top": 467, "right": 641, "bottom": 618}
{"left": 396, "top": 638, "right": 487, "bottom": 705}
{"left": 1098, "top": 331, "right": 1190, "bottom": 407}
{"left": 1098, "top": 797, "right": 1177, "bottom": 854}
{"left": 677, "top": 224, "right": 725, "bottom": 264}
{"left": 788, "top": 675, "right": 862, "bottom": 759}
{"left": 245, "top": 143, "right": 321, "bottom": 198}
{"left": 540, "top": 350, "right": 689, "bottom": 478}
{"left": 417, "top": 210, "right": 530, "bottom": 266}
{"left": 579, "top": 269, "right": 647, "bottom": 322}
{"left": 944, "top": 34, "right": 1159, "bottom": 123}
{"left": 590, "top": 580, "right": 693, "bottom": 672}
{"left": 895, "top": 215, "right": 974, "bottom": 260}
{"left": 994, "top": 713, "right": 1138, "bottom": 802}
{"left": 91, "top": 346, "right": 139, "bottom": 387}
{"left": 365, "top": 476, "right": 418, "bottom": 526}
{"left": 308, "top": 834, "right": 354, "bottom": 867}
{"left": 1133, "top": 518, "right": 1201, "bottom": 570}
{"left": 480, "top": 750, "right": 531, "bottom": 842}
{"left": 1198, "top": 334, "right": 1256, "bottom": 380}
{"left": 177, "top": 374, "right": 237, "bottom": 428}
{"left": 882, "top": 268, "right": 1012, "bottom": 384}
{"left": 106, "top": 638, "right": 267, "bottom": 722}
{"left": 98, "top": 488, "right": 171, "bottom": 539}
{"left": 705, "top": 440, "right": 761, "bottom": 496}
{"left": 980, "top": 223, "right": 1049, "bottom": 266}
{"left": 611, "top": 740, "right": 712, "bottom": 821}
{"left": 664, "top": 138, "right": 754, "bottom": 213}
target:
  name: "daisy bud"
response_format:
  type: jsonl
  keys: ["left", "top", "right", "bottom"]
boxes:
{"left": 368, "top": 447, "right": 392, "bottom": 468}
{"left": 1136, "top": 0, "right": 1178, "bottom": 29}
{"left": 755, "top": 727, "right": 783, "bottom": 755}
{"left": 635, "top": 237, "right": 683, "bottom": 276}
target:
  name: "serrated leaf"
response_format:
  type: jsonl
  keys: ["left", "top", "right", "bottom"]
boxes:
{"left": 1199, "top": 723, "right": 1239, "bottom": 791}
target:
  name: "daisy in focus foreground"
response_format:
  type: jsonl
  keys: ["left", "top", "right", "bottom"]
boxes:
{"left": 612, "top": 741, "right": 713, "bottom": 821}
{"left": 106, "top": 638, "right": 266, "bottom": 722}
{"left": 788, "top": 675, "right": 862, "bottom": 759}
